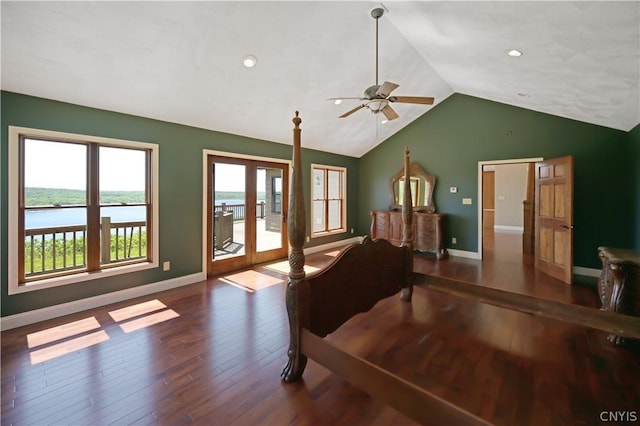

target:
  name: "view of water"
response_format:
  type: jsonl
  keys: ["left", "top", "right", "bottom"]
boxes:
{"left": 26, "top": 206, "right": 147, "bottom": 229}
{"left": 25, "top": 199, "right": 251, "bottom": 229}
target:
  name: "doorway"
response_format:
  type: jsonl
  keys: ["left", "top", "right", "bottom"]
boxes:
{"left": 206, "top": 154, "right": 289, "bottom": 276}
{"left": 478, "top": 158, "right": 542, "bottom": 262}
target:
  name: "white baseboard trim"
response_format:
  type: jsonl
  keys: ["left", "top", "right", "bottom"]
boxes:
{"left": 304, "top": 236, "right": 364, "bottom": 255}
{"left": 0, "top": 272, "right": 206, "bottom": 331}
{"left": 494, "top": 225, "right": 523, "bottom": 233}
{"left": 447, "top": 249, "right": 481, "bottom": 260}
{"left": 573, "top": 266, "right": 601, "bottom": 278}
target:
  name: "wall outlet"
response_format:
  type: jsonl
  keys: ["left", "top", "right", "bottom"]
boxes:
{"left": 462, "top": 198, "right": 473, "bottom": 205}
{"left": 452, "top": 237, "right": 457, "bottom": 244}
{"left": 306, "top": 236, "right": 310, "bottom": 243}
{"left": 449, "top": 187, "right": 458, "bottom": 193}
{"left": 163, "top": 261, "right": 171, "bottom": 271}
{"left": 351, "top": 228, "right": 354, "bottom": 234}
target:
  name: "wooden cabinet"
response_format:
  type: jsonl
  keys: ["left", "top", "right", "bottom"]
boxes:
{"left": 370, "top": 210, "right": 448, "bottom": 258}
{"left": 598, "top": 246, "right": 640, "bottom": 345}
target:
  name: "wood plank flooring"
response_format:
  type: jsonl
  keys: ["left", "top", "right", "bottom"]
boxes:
{"left": 2, "top": 232, "right": 639, "bottom": 425}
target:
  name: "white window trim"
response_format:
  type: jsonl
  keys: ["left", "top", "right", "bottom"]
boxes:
{"left": 310, "top": 163, "right": 347, "bottom": 238}
{"left": 7, "top": 126, "right": 160, "bottom": 295}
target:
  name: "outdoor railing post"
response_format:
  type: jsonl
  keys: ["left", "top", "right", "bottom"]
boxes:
{"left": 101, "top": 217, "right": 111, "bottom": 264}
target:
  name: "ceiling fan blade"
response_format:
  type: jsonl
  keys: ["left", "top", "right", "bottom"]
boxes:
{"left": 389, "top": 96, "right": 435, "bottom": 105}
{"left": 339, "top": 104, "right": 366, "bottom": 118}
{"left": 381, "top": 104, "right": 399, "bottom": 121}
{"left": 376, "top": 81, "right": 399, "bottom": 98}
{"left": 327, "top": 97, "right": 365, "bottom": 101}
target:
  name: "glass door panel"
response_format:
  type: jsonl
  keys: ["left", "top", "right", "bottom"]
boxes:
{"left": 212, "top": 162, "right": 246, "bottom": 262}
{"left": 256, "top": 167, "right": 283, "bottom": 254}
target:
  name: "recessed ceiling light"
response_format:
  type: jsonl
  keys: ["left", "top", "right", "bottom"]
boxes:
{"left": 334, "top": 99, "right": 343, "bottom": 105}
{"left": 243, "top": 55, "right": 257, "bottom": 68}
{"left": 507, "top": 49, "right": 523, "bottom": 57}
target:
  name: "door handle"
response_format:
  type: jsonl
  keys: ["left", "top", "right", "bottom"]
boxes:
{"left": 560, "top": 224, "right": 574, "bottom": 229}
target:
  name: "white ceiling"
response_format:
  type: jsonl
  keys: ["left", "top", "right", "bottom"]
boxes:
{"left": 2, "top": 1, "right": 639, "bottom": 158}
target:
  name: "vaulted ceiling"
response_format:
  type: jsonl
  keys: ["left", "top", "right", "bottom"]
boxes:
{"left": 2, "top": 2, "right": 638, "bottom": 157}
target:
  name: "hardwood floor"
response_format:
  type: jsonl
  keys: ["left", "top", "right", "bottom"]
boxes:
{"left": 2, "top": 235, "right": 639, "bottom": 425}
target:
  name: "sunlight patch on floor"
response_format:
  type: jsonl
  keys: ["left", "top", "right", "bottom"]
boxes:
{"left": 26, "top": 299, "right": 181, "bottom": 364}
{"left": 262, "top": 260, "right": 320, "bottom": 275}
{"left": 119, "top": 309, "right": 180, "bottom": 333}
{"left": 109, "top": 299, "right": 168, "bottom": 322}
{"left": 29, "top": 330, "right": 109, "bottom": 365}
{"left": 27, "top": 317, "right": 101, "bottom": 349}
{"left": 111, "top": 299, "right": 180, "bottom": 333}
{"left": 221, "top": 270, "right": 283, "bottom": 292}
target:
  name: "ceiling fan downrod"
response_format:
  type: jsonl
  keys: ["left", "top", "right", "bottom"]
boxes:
{"left": 371, "top": 7, "right": 385, "bottom": 87}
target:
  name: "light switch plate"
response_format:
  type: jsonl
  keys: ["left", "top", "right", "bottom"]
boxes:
{"left": 462, "top": 198, "right": 473, "bottom": 205}
{"left": 450, "top": 187, "right": 458, "bottom": 193}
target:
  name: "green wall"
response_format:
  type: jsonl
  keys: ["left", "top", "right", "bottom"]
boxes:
{"left": 632, "top": 123, "right": 640, "bottom": 250}
{"left": 1, "top": 91, "right": 359, "bottom": 317}
{"left": 358, "top": 94, "right": 635, "bottom": 269}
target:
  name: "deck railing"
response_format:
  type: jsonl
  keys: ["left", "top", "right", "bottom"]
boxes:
{"left": 100, "top": 218, "right": 147, "bottom": 263}
{"left": 214, "top": 202, "right": 265, "bottom": 221}
{"left": 24, "top": 219, "right": 147, "bottom": 277}
{"left": 25, "top": 225, "right": 87, "bottom": 275}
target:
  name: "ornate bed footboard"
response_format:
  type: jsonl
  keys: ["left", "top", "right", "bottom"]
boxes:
{"left": 281, "top": 236, "right": 412, "bottom": 382}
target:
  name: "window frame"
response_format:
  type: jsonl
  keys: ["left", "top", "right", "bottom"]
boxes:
{"left": 310, "top": 163, "right": 347, "bottom": 238}
{"left": 8, "top": 126, "right": 159, "bottom": 295}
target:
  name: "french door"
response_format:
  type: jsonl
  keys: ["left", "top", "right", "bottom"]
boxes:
{"left": 207, "top": 155, "right": 288, "bottom": 276}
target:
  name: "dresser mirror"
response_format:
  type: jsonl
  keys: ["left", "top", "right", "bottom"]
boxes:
{"left": 389, "top": 162, "right": 436, "bottom": 213}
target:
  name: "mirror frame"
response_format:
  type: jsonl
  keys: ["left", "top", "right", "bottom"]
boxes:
{"left": 389, "top": 162, "right": 436, "bottom": 213}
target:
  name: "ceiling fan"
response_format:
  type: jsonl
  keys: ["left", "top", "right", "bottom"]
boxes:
{"left": 330, "top": 7, "right": 434, "bottom": 122}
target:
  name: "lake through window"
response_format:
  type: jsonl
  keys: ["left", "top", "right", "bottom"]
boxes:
{"left": 8, "top": 126, "right": 159, "bottom": 293}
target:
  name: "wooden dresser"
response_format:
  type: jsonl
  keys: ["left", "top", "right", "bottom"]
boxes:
{"left": 370, "top": 210, "right": 448, "bottom": 259}
{"left": 598, "top": 246, "right": 640, "bottom": 345}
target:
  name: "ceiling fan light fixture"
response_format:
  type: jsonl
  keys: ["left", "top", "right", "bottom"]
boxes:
{"left": 367, "top": 99, "right": 387, "bottom": 113}
{"left": 381, "top": 119, "right": 389, "bottom": 125}
{"left": 507, "top": 49, "right": 523, "bottom": 57}
{"left": 243, "top": 55, "right": 257, "bottom": 68}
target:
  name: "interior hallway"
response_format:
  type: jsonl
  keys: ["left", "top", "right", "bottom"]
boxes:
{"left": 415, "top": 229, "right": 599, "bottom": 308}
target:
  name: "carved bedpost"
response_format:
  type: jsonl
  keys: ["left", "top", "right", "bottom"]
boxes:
{"left": 282, "top": 111, "right": 308, "bottom": 382}
{"left": 400, "top": 147, "right": 414, "bottom": 301}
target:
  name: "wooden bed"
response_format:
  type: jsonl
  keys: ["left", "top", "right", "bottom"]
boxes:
{"left": 280, "top": 112, "right": 640, "bottom": 425}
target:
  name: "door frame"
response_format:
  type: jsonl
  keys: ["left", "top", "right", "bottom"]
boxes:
{"left": 202, "top": 149, "right": 292, "bottom": 276}
{"left": 476, "top": 157, "right": 543, "bottom": 260}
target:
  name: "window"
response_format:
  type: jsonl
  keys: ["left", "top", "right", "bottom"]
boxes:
{"left": 311, "top": 164, "right": 346, "bottom": 236}
{"left": 8, "top": 126, "right": 159, "bottom": 294}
